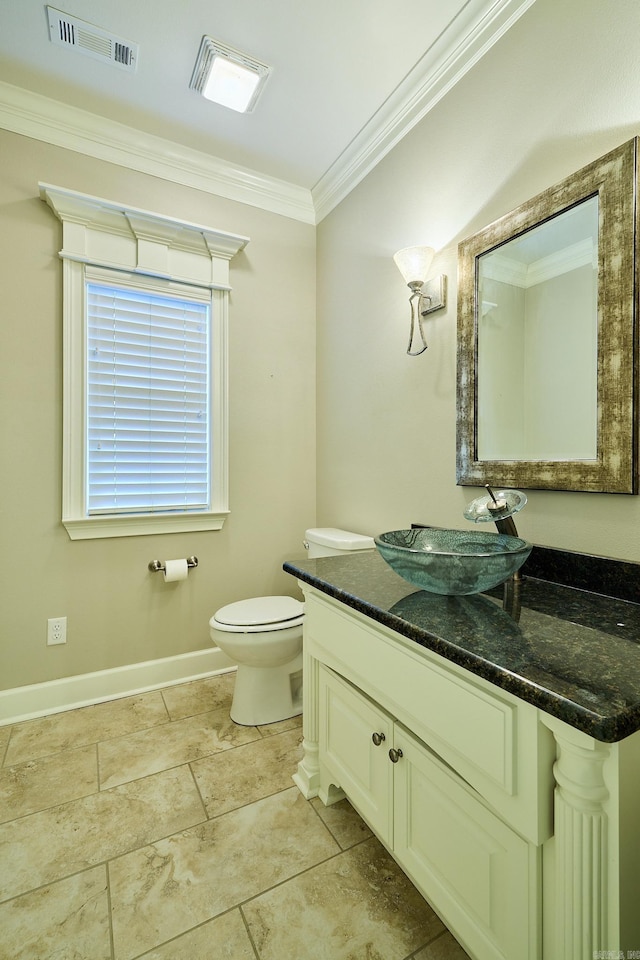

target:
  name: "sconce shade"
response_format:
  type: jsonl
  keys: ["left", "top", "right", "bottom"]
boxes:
{"left": 393, "top": 246, "right": 435, "bottom": 286}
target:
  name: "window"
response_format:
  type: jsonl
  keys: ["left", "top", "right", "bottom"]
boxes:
{"left": 40, "top": 184, "right": 248, "bottom": 539}
{"left": 86, "top": 279, "right": 210, "bottom": 517}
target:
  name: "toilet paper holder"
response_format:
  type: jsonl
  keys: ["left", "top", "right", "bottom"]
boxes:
{"left": 148, "top": 556, "right": 198, "bottom": 573}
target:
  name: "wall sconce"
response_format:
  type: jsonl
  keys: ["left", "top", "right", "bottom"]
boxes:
{"left": 393, "top": 246, "right": 447, "bottom": 355}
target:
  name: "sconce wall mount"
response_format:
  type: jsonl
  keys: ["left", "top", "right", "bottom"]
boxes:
{"left": 419, "top": 275, "right": 447, "bottom": 315}
{"left": 393, "top": 245, "right": 447, "bottom": 355}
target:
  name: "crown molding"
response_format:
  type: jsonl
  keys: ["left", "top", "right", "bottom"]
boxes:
{"left": 0, "top": 80, "right": 315, "bottom": 224}
{"left": 312, "top": 0, "right": 538, "bottom": 221}
{"left": 0, "top": 0, "right": 536, "bottom": 226}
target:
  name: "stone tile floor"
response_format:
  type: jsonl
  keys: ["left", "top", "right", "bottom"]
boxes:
{"left": 0, "top": 672, "right": 471, "bottom": 959}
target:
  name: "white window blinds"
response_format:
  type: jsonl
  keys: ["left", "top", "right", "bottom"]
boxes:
{"left": 87, "top": 282, "right": 210, "bottom": 516}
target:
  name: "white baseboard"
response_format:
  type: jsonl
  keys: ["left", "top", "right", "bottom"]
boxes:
{"left": 0, "top": 647, "right": 236, "bottom": 726}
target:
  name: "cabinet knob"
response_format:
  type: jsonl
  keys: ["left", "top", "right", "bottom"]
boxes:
{"left": 388, "top": 747, "right": 403, "bottom": 763}
{"left": 371, "top": 732, "right": 386, "bottom": 746}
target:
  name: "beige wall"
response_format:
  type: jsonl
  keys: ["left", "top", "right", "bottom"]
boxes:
{"left": 316, "top": 0, "right": 640, "bottom": 563}
{"left": 4, "top": 0, "right": 640, "bottom": 696}
{"left": 0, "top": 130, "right": 316, "bottom": 691}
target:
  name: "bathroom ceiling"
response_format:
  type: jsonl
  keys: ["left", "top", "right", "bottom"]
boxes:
{"left": 0, "top": 0, "right": 535, "bottom": 210}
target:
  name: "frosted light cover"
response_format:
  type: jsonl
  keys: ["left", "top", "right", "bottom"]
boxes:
{"left": 191, "top": 36, "right": 271, "bottom": 114}
{"left": 202, "top": 56, "right": 263, "bottom": 112}
{"left": 393, "top": 246, "right": 435, "bottom": 285}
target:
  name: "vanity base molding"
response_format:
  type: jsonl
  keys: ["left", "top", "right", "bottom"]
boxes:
{"left": 295, "top": 584, "right": 640, "bottom": 960}
{"left": 291, "top": 647, "right": 321, "bottom": 798}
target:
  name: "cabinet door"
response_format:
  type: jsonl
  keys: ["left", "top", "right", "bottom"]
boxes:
{"left": 394, "top": 727, "right": 537, "bottom": 960}
{"left": 318, "top": 666, "right": 393, "bottom": 843}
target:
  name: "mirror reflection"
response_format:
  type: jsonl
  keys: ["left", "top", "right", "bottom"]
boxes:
{"left": 477, "top": 196, "right": 598, "bottom": 462}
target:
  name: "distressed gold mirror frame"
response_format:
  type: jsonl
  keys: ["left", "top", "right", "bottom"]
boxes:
{"left": 457, "top": 138, "right": 638, "bottom": 494}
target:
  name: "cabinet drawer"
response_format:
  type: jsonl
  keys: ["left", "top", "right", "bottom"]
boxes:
{"left": 306, "top": 594, "right": 515, "bottom": 794}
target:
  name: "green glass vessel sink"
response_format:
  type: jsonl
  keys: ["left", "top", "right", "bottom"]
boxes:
{"left": 374, "top": 528, "right": 532, "bottom": 596}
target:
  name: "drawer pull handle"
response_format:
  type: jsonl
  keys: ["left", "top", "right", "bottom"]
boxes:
{"left": 372, "top": 732, "right": 385, "bottom": 746}
{"left": 388, "top": 748, "right": 403, "bottom": 764}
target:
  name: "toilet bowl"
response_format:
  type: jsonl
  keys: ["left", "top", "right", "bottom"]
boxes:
{"left": 209, "top": 596, "right": 304, "bottom": 726}
{"left": 209, "top": 528, "right": 375, "bottom": 726}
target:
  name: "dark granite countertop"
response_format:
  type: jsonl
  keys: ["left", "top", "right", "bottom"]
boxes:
{"left": 283, "top": 549, "right": 640, "bottom": 743}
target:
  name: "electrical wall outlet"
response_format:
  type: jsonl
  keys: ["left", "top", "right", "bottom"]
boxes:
{"left": 47, "top": 616, "right": 67, "bottom": 645}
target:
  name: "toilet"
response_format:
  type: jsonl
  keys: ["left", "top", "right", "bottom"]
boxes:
{"left": 209, "top": 527, "right": 375, "bottom": 725}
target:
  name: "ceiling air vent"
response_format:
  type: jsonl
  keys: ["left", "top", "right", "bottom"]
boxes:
{"left": 46, "top": 6, "right": 138, "bottom": 72}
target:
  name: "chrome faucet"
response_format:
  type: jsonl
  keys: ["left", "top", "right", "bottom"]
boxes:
{"left": 463, "top": 484, "right": 527, "bottom": 539}
{"left": 463, "top": 485, "right": 528, "bottom": 616}
{"left": 483, "top": 485, "right": 520, "bottom": 538}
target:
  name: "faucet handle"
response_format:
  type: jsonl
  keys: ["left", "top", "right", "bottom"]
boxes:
{"left": 485, "top": 485, "right": 508, "bottom": 512}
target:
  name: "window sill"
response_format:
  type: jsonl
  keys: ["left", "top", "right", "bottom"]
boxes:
{"left": 63, "top": 511, "right": 228, "bottom": 541}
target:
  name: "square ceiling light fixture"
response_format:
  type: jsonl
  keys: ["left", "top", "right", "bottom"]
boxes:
{"left": 190, "top": 36, "right": 271, "bottom": 113}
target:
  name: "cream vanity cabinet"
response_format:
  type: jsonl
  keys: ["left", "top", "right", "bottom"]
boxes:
{"left": 319, "top": 665, "right": 536, "bottom": 960}
{"left": 295, "top": 587, "right": 552, "bottom": 960}
{"left": 292, "top": 583, "right": 640, "bottom": 960}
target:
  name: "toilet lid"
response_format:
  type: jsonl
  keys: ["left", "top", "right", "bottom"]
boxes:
{"left": 214, "top": 595, "right": 304, "bottom": 627}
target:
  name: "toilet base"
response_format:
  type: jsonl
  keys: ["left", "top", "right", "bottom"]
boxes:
{"left": 230, "top": 652, "right": 303, "bottom": 726}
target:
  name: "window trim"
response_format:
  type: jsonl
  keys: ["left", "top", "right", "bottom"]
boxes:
{"left": 40, "top": 183, "right": 248, "bottom": 540}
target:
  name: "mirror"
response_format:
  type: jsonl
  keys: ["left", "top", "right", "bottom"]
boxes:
{"left": 457, "top": 139, "right": 637, "bottom": 493}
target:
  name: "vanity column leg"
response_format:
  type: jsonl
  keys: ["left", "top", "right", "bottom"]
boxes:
{"left": 292, "top": 645, "right": 321, "bottom": 798}
{"left": 544, "top": 718, "right": 611, "bottom": 959}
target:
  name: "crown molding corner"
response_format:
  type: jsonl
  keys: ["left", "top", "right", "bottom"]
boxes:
{"left": 312, "top": 0, "right": 538, "bottom": 222}
{"left": 0, "top": 0, "right": 536, "bottom": 228}
{"left": 0, "top": 80, "right": 316, "bottom": 225}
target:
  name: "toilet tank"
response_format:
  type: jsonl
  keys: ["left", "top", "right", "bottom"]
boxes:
{"left": 304, "top": 527, "right": 375, "bottom": 558}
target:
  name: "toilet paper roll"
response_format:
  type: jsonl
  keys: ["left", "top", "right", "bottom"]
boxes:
{"left": 163, "top": 558, "right": 189, "bottom": 583}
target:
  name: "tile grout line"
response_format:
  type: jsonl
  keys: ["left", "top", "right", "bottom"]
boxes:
{"left": 105, "top": 860, "right": 116, "bottom": 960}
{"left": 404, "top": 927, "right": 464, "bottom": 959}
{"left": 0, "top": 862, "right": 112, "bottom": 908}
{"left": 186, "top": 759, "right": 210, "bottom": 821}
{"left": 98, "top": 748, "right": 249, "bottom": 793}
{"left": 307, "top": 791, "right": 348, "bottom": 848}
{"left": 95, "top": 740, "right": 102, "bottom": 792}
{"left": 305, "top": 788, "right": 375, "bottom": 853}
{"left": 158, "top": 687, "right": 173, "bottom": 723}
{"left": 239, "top": 904, "right": 262, "bottom": 960}
{"left": 0, "top": 724, "right": 13, "bottom": 768}
{"left": 125, "top": 906, "right": 260, "bottom": 960}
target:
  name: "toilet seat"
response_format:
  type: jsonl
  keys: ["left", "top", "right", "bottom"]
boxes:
{"left": 212, "top": 596, "right": 304, "bottom": 633}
